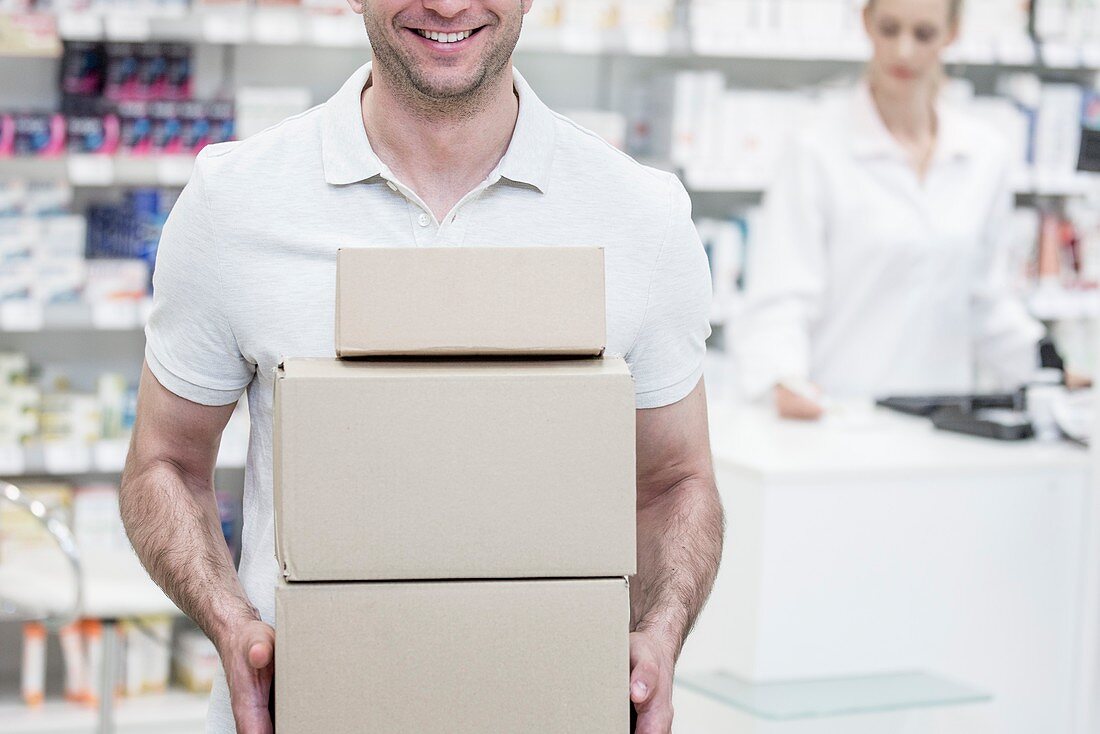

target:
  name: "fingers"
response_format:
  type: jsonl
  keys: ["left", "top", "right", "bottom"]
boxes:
{"left": 634, "top": 703, "right": 674, "bottom": 734}
{"left": 248, "top": 639, "right": 273, "bottom": 669}
{"left": 630, "top": 632, "right": 673, "bottom": 734}
{"left": 239, "top": 620, "right": 275, "bottom": 670}
{"left": 228, "top": 621, "right": 275, "bottom": 734}
{"left": 232, "top": 699, "right": 274, "bottom": 734}
{"left": 630, "top": 663, "right": 657, "bottom": 705}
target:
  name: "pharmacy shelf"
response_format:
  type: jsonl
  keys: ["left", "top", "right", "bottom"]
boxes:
{"left": 0, "top": 299, "right": 151, "bottom": 333}
{"left": 1, "top": 155, "right": 194, "bottom": 188}
{"left": 0, "top": 545, "right": 182, "bottom": 619}
{"left": 0, "top": 440, "right": 246, "bottom": 477}
{"left": 11, "top": 152, "right": 1098, "bottom": 200}
{"left": 0, "top": 689, "right": 206, "bottom": 734}
{"left": 5, "top": 9, "right": 1100, "bottom": 70}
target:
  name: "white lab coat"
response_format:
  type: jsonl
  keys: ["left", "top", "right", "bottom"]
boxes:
{"left": 732, "top": 82, "right": 1045, "bottom": 400}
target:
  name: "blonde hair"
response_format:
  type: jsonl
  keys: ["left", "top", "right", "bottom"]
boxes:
{"left": 866, "top": 0, "right": 963, "bottom": 23}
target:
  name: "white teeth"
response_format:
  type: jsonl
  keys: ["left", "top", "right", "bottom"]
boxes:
{"left": 417, "top": 29, "right": 473, "bottom": 43}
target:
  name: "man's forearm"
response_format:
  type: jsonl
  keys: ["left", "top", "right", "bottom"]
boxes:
{"left": 632, "top": 474, "right": 724, "bottom": 657}
{"left": 120, "top": 461, "right": 257, "bottom": 647}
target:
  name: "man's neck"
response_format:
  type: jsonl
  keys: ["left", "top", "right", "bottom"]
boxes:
{"left": 361, "top": 65, "right": 520, "bottom": 221}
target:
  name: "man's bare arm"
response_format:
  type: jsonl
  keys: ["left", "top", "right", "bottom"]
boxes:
{"left": 122, "top": 363, "right": 274, "bottom": 733}
{"left": 119, "top": 363, "right": 255, "bottom": 644}
{"left": 632, "top": 377, "right": 724, "bottom": 657}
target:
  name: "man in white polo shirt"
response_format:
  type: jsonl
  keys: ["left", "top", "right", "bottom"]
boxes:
{"left": 120, "top": 1, "right": 722, "bottom": 733}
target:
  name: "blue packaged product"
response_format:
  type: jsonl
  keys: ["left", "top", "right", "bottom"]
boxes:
{"left": 66, "top": 114, "right": 120, "bottom": 154}
{"left": 10, "top": 113, "right": 65, "bottom": 157}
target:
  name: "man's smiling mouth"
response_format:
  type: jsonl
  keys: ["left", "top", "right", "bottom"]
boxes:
{"left": 414, "top": 28, "right": 481, "bottom": 43}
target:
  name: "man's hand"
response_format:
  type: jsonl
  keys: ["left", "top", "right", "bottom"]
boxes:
{"left": 630, "top": 630, "right": 676, "bottom": 734}
{"left": 632, "top": 379, "right": 723, "bottom": 733}
{"left": 221, "top": 620, "right": 276, "bottom": 734}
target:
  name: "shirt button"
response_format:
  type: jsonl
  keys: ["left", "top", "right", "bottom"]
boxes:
{"left": 386, "top": 181, "right": 397, "bottom": 192}
{"left": 417, "top": 212, "right": 431, "bottom": 227}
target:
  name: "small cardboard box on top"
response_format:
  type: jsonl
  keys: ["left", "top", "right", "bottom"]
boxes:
{"left": 335, "top": 246, "right": 607, "bottom": 357}
{"left": 275, "top": 577, "right": 630, "bottom": 734}
{"left": 273, "top": 356, "right": 637, "bottom": 581}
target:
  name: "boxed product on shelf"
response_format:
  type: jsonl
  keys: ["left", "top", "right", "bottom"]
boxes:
{"left": 0, "top": 216, "right": 37, "bottom": 261}
{"left": 274, "top": 356, "right": 636, "bottom": 581}
{"left": 336, "top": 247, "right": 606, "bottom": 357}
{"left": 66, "top": 113, "right": 121, "bottom": 155}
{"left": 0, "top": 179, "right": 26, "bottom": 216}
{"left": 697, "top": 216, "right": 748, "bottom": 324}
{"left": 96, "top": 373, "right": 132, "bottom": 440}
{"left": 1036, "top": 83, "right": 1084, "bottom": 182}
{"left": 235, "top": 87, "right": 312, "bottom": 139}
{"left": 562, "top": 108, "right": 627, "bottom": 150}
{"left": 38, "top": 214, "right": 86, "bottom": 261}
{"left": 85, "top": 258, "right": 151, "bottom": 302}
{"left": 150, "top": 100, "right": 185, "bottom": 153}
{"left": 117, "top": 101, "right": 154, "bottom": 155}
{"left": 689, "top": 0, "right": 863, "bottom": 54}
{"left": 39, "top": 389, "right": 100, "bottom": 442}
{"left": 276, "top": 577, "right": 629, "bottom": 734}
{"left": 60, "top": 41, "right": 107, "bottom": 100}
{"left": 72, "top": 483, "right": 129, "bottom": 552}
{"left": 0, "top": 374, "right": 39, "bottom": 444}
{"left": 24, "top": 180, "right": 73, "bottom": 216}
{"left": 0, "top": 259, "right": 33, "bottom": 303}
{"left": 108, "top": 99, "right": 232, "bottom": 155}
{"left": 105, "top": 43, "right": 140, "bottom": 102}
{"left": 638, "top": 70, "right": 813, "bottom": 186}
{"left": 87, "top": 187, "right": 175, "bottom": 270}
{"left": 1034, "top": 0, "right": 1100, "bottom": 45}
{"left": 0, "top": 481, "right": 73, "bottom": 562}
{"left": 174, "top": 629, "right": 219, "bottom": 693}
{"left": 120, "top": 615, "right": 172, "bottom": 695}
{"left": 179, "top": 100, "right": 235, "bottom": 152}
{"left": 0, "top": 112, "right": 66, "bottom": 158}
{"left": 33, "top": 258, "right": 86, "bottom": 304}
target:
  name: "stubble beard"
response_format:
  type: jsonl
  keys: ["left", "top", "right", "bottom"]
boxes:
{"left": 362, "top": 4, "right": 523, "bottom": 121}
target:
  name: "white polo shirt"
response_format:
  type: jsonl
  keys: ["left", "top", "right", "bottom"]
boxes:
{"left": 144, "top": 63, "right": 711, "bottom": 732}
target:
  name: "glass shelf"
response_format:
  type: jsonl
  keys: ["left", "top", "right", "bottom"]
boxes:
{"left": 675, "top": 670, "right": 991, "bottom": 721}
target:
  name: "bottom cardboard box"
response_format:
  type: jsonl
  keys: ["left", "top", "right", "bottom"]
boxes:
{"left": 275, "top": 577, "right": 630, "bottom": 733}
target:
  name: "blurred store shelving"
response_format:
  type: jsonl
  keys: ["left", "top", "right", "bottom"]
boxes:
{"left": 0, "top": 1, "right": 1098, "bottom": 729}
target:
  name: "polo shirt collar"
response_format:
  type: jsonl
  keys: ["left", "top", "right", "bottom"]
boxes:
{"left": 849, "top": 78, "right": 969, "bottom": 164}
{"left": 321, "top": 62, "right": 555, "bottom": 191}
{"left": 322, "top": 63, "right": 385, "bottom": 185}
{"left": 496, "top": 68, "right": 556, "bottom": 192}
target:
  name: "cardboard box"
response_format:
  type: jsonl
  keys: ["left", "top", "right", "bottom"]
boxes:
{"left": 335, "top": 247, "right": 606, "bottom": 357}
{"left": 274, "top": 356, "right": 636, "bottom": 581}
{"left": 275, "top": 577, "right": 630, "bottom": 734}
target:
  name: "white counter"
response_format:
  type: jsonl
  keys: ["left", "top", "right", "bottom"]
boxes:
{"left": 707, "top": 402, "right": 1088, "bottom": 479}
{"left": 681, "top": 402, "right": 1096, "bottom": 734}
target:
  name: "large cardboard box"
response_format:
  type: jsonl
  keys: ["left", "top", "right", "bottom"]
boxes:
{"left": 275, "top": 577, "right": 630, "bottom": 734}
{"left": 274, "top": 357, "right": 636, "bottom": 581}
{"left": 335, "top": 247, "right": 606, "bottom": 357}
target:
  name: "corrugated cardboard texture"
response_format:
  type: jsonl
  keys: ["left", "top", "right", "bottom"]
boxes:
{"left": 275, "top": 578, "right": 630, "bottom": 734}
{"left": 335, "top": 247, "right": 606, "bottom": 356}
{"left": 274, "top": 357, "right": 637, "bottom": 581}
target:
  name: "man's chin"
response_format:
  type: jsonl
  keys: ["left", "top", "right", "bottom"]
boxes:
{"left": 409, "top": 72, "right": 490, "bottom": 101}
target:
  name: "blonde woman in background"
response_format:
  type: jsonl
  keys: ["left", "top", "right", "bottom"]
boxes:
{"left": 733, "top": 0, "right": 1063, "bottom": 419}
